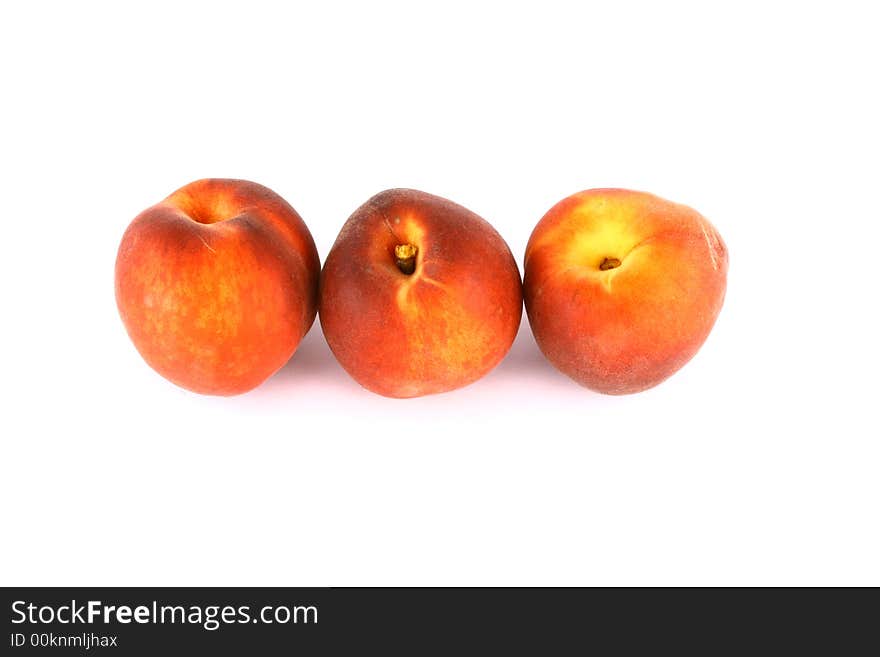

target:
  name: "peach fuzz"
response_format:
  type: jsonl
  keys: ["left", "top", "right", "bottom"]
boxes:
{"left": 523, "top": 189, "right": 728, "bottom": 394}
{"left": 319, "top": 189, "right": 522, "bottom": 398}
{"left": 115, "top": 178, "right": 320, "bottom": 395}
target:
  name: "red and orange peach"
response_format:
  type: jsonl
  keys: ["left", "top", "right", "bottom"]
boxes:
{"left": 319, "top": 189, "right": 522, "bottom": 398}
{"left": 524, "top": 188, "right": 728, "bottom": 394}
{"left": 115, "top": 178, "right": 320, "bottom": 395}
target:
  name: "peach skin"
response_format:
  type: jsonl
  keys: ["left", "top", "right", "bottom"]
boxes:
{"left": 115, "top": 178, "right": 320, "bottom": 395}
{"left": 523, "top": 189, "right": 728, "bottom": 394}
{"left": 319, "top": 189, "right": 523, "bottom": 398}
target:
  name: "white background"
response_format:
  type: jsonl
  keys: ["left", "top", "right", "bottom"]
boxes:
{"left": 1, "top": 1, "right": 878, "bottom": 586}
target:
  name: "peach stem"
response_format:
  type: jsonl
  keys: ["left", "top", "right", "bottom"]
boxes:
{"left": 395, "top": 244, "right": 419, "bottom": 275}
{"left": 599, "top": 257, "right": 621, "bottom": 271}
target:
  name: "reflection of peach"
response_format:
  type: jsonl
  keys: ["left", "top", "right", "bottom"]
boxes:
{"left": 115, "top": 179, "right": 320, "bottom": 395}
{"left": 524, "top": 189, "right": 728, "bottom": 394}
{"left": 319, "top": 189, "right": 523, "bottom": 398}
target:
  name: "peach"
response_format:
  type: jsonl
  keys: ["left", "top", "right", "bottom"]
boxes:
{"left": 524, "top": 189, "right": 728, "bottom": 394}
{"left": 319, "top": 189, "right": 522, "bottom": 398}
{"left": 115, "top": 178, "right": 320, "bottom": 395}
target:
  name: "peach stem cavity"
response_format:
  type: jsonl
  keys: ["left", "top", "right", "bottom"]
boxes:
{"left": 599, "top": 257, "right": 621, "bottom": 271}
{"left": 395, "top": 244, "right": 419, "bottom": 275}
